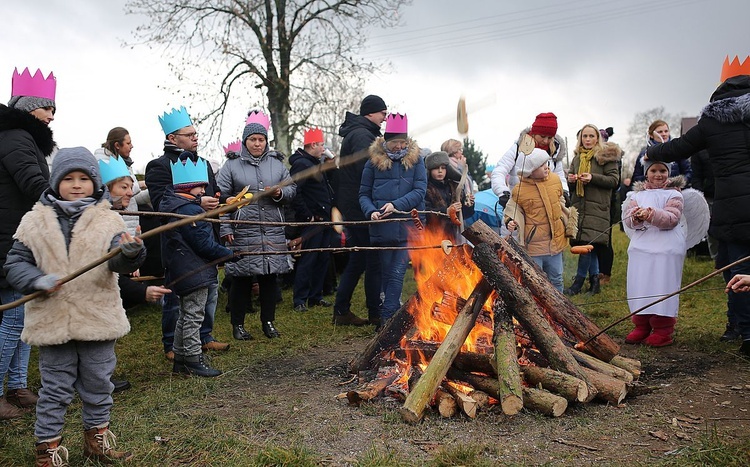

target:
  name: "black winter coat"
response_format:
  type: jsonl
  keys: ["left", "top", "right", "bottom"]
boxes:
{"left": 159, "top": 189, "right": 232, "bottom": 296}
{"left": 0, "top": 105, "right": 53, "bottom": 287}
{"left": 144, "top": 144, "right": 220, "bottom": 212}
{"left": 647, "top": 75, "right": 750, "bottom": 244}
{"left": 690, "top": 149, "right": 714, "bottom": 198}
{"left": 333, "top": 112, "right": 382, "bottom": 221}
{"left": 289, "top": 149, "right": 333, "bottom": 221}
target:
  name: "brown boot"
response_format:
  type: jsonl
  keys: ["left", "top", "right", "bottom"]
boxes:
{"left": 333, "top": 312, "right": 368, "bottom": 326}
{"left": 7, "top": 387, "right": 39, "bottom": 408}
{"left": 0, "top": 396, "right": 26, "bottom": 419}
{"left": 83, "top": 423, "right": 134, "bottom": 464}
{"left": 35, "top": 437, "right": 69, "bottom": 467}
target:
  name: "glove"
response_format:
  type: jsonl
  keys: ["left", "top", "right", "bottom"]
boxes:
{"left": 120, "top": 239, "right": 144, "bottom": 258}
{"left": 563, "top": 191, "right": 571, "bottom": 208}
{"left": 33, "top": 274, "right": 59, "bottom": 291}
{"left": 498, "top": 191, "right": 510, "bottom": 208}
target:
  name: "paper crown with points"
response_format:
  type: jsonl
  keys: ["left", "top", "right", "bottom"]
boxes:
{"left": 303, "top": 127, "right": 324, "bottom": 146}
{"left": 720, "top": 55, "right": 750, "bottom": 83}
{"left": 246, "top": 109, "right": 270, "bottom": 130}
{"left": 98, "top": 155, "right": 131, "bottom": 185}
{"left": 159, "top": 106, "right": 193, "bottom": 135}
{"left": 384, "top": 113, "right": 408, "bottom": 140}
{"left": 171, "top": 156, "right": 208, "bottom": 186}
{"left": 224, "top": 140, "right": 242, "bottom": 154}
{"left": 11, "top": 67, "right": 56, "bottom": 100}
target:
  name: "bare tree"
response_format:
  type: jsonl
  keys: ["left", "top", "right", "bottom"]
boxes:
{"left": 126, "top": 0, "right": 411, "bottom": 156}
{"left": 622, "top": 106, "right": 684, "bottom": 178}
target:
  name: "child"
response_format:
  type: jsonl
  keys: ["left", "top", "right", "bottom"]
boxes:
{"left": 4, "top": 147, "right": 144, "bottom": 465}
{"left": 622, "top": 159, "right": 685, "bottom": 347}
{"left": 424, "top": 150, "right": 474, "bottom": 242}
{"left": 504, "top": 148, "right": 569, "bottom": 292}
{"left": 161, "top": 153, "right": 233, "bottom": 376}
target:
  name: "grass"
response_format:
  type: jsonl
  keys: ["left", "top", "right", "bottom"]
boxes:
{"left": 0, "top": 229, "right": 747, "bottom": 465}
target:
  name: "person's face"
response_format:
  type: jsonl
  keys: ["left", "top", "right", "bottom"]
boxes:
{"left": 532, "top": 134, "right": 554, "bottom": 148}
{"left": 652, "top": 124, "right": 670, "bottom": 143}
{"left": 109, "top": 178, "right": 134, "bottom": 207}
{"left": 450, "top": 147, "right": 465, "bottom": 164}
{"left": 646, "top": 163, "right": 669, "bottom": 186}
{"left": 245, "top": 134, "right": 267, "bottom": 157}
{"left": 307, "top": 142, "right": 325, "bottom": 159}
{"left": 30, "top": 106, "right": 55, "bottom": 125}
{"left": 169, "top": 125, "right": 198, "bottom": 151}
{"left": 430, "top": 165, "right": 447, "bottom": 181}
{"left": 580, "top": 127, "right": 599, "bottom": 150}
{"left": 115, "top": 134, "right": 133, "bottom": 158}
{"left": 385, "top": 139, "right": 407, "bottom": 152}
{"left": 58, "top": 170, "right": 94, "bottom": 201}
{"left": 189, "top": 184, "right": 206, "bottom": 196}
{"left": 530, "top": 164, "right": 550, "bottom": 180}
{"left": 365, "top": 110, "right": 387, "bottom": 126}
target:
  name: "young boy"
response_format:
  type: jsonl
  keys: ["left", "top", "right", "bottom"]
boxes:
{"left": 504, "top": 148, "right": 569, "bottom": 292}
{"left": 160, "top": 153, "right": 233, "bottom": 377}
{"left": 4, "top": 147, "right": 145, "bottom": 465}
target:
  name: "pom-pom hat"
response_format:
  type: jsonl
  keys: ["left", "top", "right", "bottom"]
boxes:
{"left": 530, "top": 112, "right": 558, "bottom": 137}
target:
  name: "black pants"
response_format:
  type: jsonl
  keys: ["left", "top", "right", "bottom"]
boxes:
{"left": 229, "top": 274, "right": 277, "bottom": 326}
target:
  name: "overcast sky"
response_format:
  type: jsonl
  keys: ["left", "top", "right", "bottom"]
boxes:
{"left": 2, "top": 0, "right": 748, "bottom": 172}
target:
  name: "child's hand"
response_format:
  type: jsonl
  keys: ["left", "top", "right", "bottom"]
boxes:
{"left": 727, "top": 274, "right": 750, "bottom": 293}
{"left": 200, "top": 195, "right": 219, "bottom": 210}
{"left": 119, "top": 232, "right": 144, "bottom": 258}
{"left": 379, "top": 202, "right": 395, "bottom": 218}
{"left": 33, "top": 274, "right": 60, "bottom": 294}
{"left": 507, "top": 220, "right": 517, "bottom": 232}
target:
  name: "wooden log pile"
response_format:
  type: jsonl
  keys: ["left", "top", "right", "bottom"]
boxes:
{"left": 343, "top": 220, "right": 641, "bottom": 421}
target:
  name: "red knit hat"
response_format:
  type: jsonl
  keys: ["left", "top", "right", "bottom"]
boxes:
{"left": 530, "top": 112, "right": 558, "bottom": 137}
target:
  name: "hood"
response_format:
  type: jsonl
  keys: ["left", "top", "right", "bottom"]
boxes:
{"left": 631, "top": 175, "right": 686, "bottom": 192}
{"left": 516, "top": 127, "right": 567, "bottom": 163}
{"left": 709, "top": 75, "right": 750, "bottom": 102}
{"left": 239, "top": 147, "right": 285, "bottom": 165}
{"left": 594, "top": 142, "right": 623, "bottom": 165}
{"left": 0, "top": 104, "right": 56, "bottom": 156}
{"left": 338, "top": 111, "right": 381, "bottom": 138}
{"left": 367, "top": 137, "right": 421, "bottom": 171}
{"left": 701, "top": 91, "right": 750, "bottom": 125}
{"left": 289, "top": 148, "right": 319, "bottom": 166}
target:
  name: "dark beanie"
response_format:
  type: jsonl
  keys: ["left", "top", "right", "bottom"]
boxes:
{"left": 51, "top": 147, "right": 102, "bottom": 194}
{"left": 425, "top": 151, "right": 450, "bottom": 170}
{"left": 530, "top": 112, "right": 558, "bottom": 137}
{"left": 8, "top": 95, "right": 56, "bottom": 113}
{"left": 243, "top": 122, "right": 268, "bottom": 142}
{"left": 359, "top": 95, "right": 387, "bottom": 116}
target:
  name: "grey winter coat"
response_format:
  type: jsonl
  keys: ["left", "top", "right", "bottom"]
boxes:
{"left": 217, "top": 147, "right": 296, "bottom": 276}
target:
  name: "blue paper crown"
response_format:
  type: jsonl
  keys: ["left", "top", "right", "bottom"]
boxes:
{"left": 171, "top": 157, "right": 209, "bottom": 186}
{"left": 98, "top": 155, "right": 131, "bottom": 185}
{"left": 158, "top": 105, "right": 193, "bottom": 135}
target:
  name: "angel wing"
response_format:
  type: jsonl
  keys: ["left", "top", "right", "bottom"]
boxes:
{"left": 621, "top": 191, "right": 637, "bottom": 240}
{"left": 680, "top": 188, "right": 710, "bottom": 250}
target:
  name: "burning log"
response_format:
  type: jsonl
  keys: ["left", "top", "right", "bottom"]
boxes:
{"left": 570, "top": 348, "right": 633, "bottom": 383}
{"left": 580, "top": 367, "right": 627, "bottom": 405}
{"left": 350, "top": 245, "right": 475, "bottom": 373}
{"left": 434, "top": 388, "right": 458, "bottom": 418}
{"left": 462, "top": 221, "right": 620, "bottom": 362}
{"left": 471, "top": 242, "right": 597, "bottom": 399}
{"left": 492, "top": 296, "right": 524, "bottom": 415}
{"left": 399, "top": 279, "right": 493, "bottom": 424}
{"left": 345, "top": 373, "right": 399, "bottom": 406}
{"left": 521, "top": 366, "right": 589, "bottom": 403}
{"left": 522, "top": 387, "right": 568, "bottom": 417}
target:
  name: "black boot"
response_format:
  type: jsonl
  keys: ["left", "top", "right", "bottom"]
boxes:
{"left": 233, "top": 325, "right": 253, "bottom": 341}
{"left": 262, "top": 321, "right": 281, "bottom": 339}
{"left": 173, "top": 354, "right": 221, "bottom": 377}
{"left": 586, "top": 275, "right": 601, "bottom": 295}
{"left": 720, "top": 322, "right": 741, "bottom": 342}
{"left": 564, "top": 276, "right": 585, "bottom": 296}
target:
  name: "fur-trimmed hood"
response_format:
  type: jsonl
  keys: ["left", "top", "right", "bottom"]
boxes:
{"left": 367, "top": 137, "right": 421, "bottom": 171}
{"left": 631, "top": 175, "right": 686, "bottom": 193}
{"left": 516, "top": 127, "right": 567, "bottom": 163}
{"left": 575, "top": 141, "right": 623, "bottom": 165}
{"left": 0, "top": 104, "right": 55, "bottom": 156}
{"left": 701, "top": 92, "right": 750, "bottom": 125}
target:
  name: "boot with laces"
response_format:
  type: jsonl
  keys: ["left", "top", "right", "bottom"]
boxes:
{"left": 83, "top": 423, "right": 134, "bottom": 464}
{"left": 173, "top": 354, "right": 221, "bottom": 377}
{"left": 35, "top": 436, "right": 69, "bottom": 467}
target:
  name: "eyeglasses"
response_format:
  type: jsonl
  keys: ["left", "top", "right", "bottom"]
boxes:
{"left": 174, "top": 132, "right": 198, "bottom": 139}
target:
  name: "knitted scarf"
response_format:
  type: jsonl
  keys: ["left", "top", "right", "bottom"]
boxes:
{"left": 576, "top": 148, "right": 595, "bottom": 197}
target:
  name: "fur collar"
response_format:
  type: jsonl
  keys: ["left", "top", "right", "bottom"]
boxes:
{"left": 0, "top": 105, "right": 55, "bottom": 156}
{"left": 591, "top": 142, "right": 623, "bottom": 165}
{"left": 631, "top": 175, "right": 686, "bottom": 192}
{"left": 701, "top": 93, "right": 750, "bottom": 125}
{"left": 368, "top": 137, "right": 421, "bottom": 171}
{"left": 516, "top": 127, "right": 567, "bottom": 163}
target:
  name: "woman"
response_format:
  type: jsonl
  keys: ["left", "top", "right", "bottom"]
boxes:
{"left": 440, "top": 138, "right": 476, "bottom": 204}
{"left": 217, "top": 121, "right": 295, "bottom": 339}
{"left": 359, "top": 113, "right": 426, "bottom": 326}
{"left": 0, "top": 67, "right": 56, "bottom": 419}
{"left": 565, "top": 124, "right": 622, "bottom": 296}
{"left": 631, "top": 120, "right": 692, "bottom": 185}
{"left": 95, "top": 127, "right": 150, "bottom": 208}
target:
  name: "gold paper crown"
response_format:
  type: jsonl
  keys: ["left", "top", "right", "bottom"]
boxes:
{"left": 720, "top": 55, "right": 750, "bottom": 83}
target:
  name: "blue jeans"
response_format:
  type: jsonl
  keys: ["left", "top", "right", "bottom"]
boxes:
{"left": 531, "top": 253, "right": 564, "bottom": 292}
{"left": 334, "top": 226, "right": 382, "bottom": 320}
{"left": 718, "top": 241, "right": 750, "bottom": 340}
{"left": 162, "top": 281, "right": 218, "bottom": 352}
{"left": 379, "top": 247, "right": 410, "bottom": 324}
{"left": 0, "top": 287, "right": 31, "bottom": 395}
{"left": 576, "top": 250, "right": 600, "bottom": 279}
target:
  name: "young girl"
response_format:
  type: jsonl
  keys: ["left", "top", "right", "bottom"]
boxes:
{"left": 4, "top": 147, "right": 144, "bottom": 465}
{"left": 622, "top": 159, "right": 685, "bottom": 347}
{"left": 424, "top": 150, "right": 474, "bottom": 243}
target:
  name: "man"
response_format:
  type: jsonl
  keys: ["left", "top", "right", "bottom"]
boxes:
{"left": 330, "top": 95, "right": 387, "bottom": 326}
{"left": 145, "top": 106, "right": 229, "bottom": 360}
{"left": 289, "top": 128, "right": 335, "bottom": 312}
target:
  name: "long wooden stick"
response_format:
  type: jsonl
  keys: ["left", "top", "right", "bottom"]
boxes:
{"left": 582, "top": 254, "right": 750, "bottom": 346}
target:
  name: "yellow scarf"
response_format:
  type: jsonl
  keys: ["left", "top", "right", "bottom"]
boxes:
{"left": 576, "top": 148, "right": 595, "bottom": 197}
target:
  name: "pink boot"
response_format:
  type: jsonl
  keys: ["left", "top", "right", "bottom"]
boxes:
{"left": 625, "top": 314, "right": 652, "bottom": 344}
{"left": 644, "top": 315, "right": 676, "bottom": 347}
